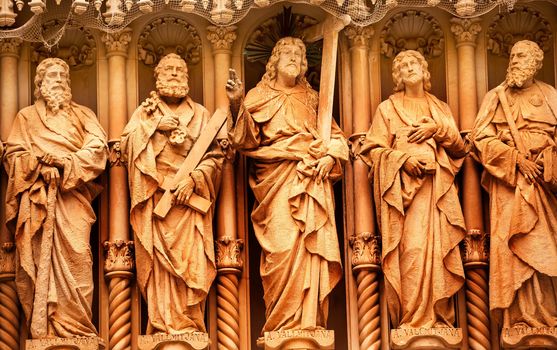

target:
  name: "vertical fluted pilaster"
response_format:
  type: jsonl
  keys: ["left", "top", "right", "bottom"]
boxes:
{"left": 345, "top": 25, "right": 381, "bottom": 350}
{"left": 0, "top": 38, "right": 21, "bottom": 350}
{"left": 102, "top": 29, "right": 134, "bottom": 350}
{"left": 451, "top": 18, "right": 490, "bottom": 350}
{"left": 207, "top": 25, "right": 243, "bottom": 350}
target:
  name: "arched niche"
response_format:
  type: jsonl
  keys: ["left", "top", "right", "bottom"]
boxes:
{"left": 136, "top": 15, "right": 205, "bottom": 105}
{"left": 485, "top": 3, "right": 555, "bottom": 89}
{"left": 379, "top": 9, "right": 447, "bottom": 102}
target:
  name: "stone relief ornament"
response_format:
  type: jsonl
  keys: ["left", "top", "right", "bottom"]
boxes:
{"left": 487, "top": 6, "right": 552, "bottom": 57}
{"left": 3, "top": 57, "right": 108, "bottom": 341}
{"left": 349, "top": 232, "right": 381, "bottom": 269}
{"left": 460, "top": 229, "right": 489, "bottom": 266}
{"left": 104, "top": 240, "right": 135, "bottom": 274}
{"left": 138, "top": 16, "right": 201, "bottom": 66}
{"left": 31, "top": 20, "right": 96, "bottom": 69}
{"left": 0, "top": 242, "right": 15, "bottom": 278}
{"left": 470, "top": 40, "right": 557, "bottom": 347}
{"left": 380, "top": 10, "right": 444, "bottom": 59}
{"left": 108, "top": 139, "right": 124, "bottom": 167}
{"left": 216, "top": 237, "right": 244, "bottom": 271}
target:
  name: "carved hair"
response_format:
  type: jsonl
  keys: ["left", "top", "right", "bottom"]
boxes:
{"left": 392, "top": 50, "right": 432, "bottom": 92}
{"left": 511, "top": 40, "right": 544, "bottom": 71}
{"left": 154, "top": 53, "right": 189, "bottom": 80}
{"left": 34, "top": 58, "right": 71, "bottom": 100}
{"left": 260, "top": 37, "right": 311, "bottom": 90}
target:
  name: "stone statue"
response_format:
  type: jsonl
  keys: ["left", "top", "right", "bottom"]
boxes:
{"left": 226, "top": 37, "right": 348, "bottom": 336}
{"left": 4, "top": 58, "right": 107, "bottom": 340}
{"left": 471, "top": 40, "right": 557, "bottom": 333}
{"left": 121, "top": 53, "right": 223, "bottom": 336}
{"left": 360, "top": 50, "right": 467, "bottom": 331}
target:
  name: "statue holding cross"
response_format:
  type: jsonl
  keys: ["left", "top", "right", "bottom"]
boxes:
{"left": 121, "top": 53, "right": 225, "bottom": 336}
{"left": 227, "top": 35, "right": 348, "bottom": 339}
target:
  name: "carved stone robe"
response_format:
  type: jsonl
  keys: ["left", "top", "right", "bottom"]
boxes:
{"left": 361, "top": 92, "right": 466, "bottom": 328}
{"left": 4, "top": 100, "right": 107, "bottom": 338}
{"left": 230, "top": 82, "right": 348, "bottom": 332}
{"left": 121, "top": 95, "right": 223, "bottom": 333}
{"left": 471, "top": 81, "right": 557, "bottom": 328}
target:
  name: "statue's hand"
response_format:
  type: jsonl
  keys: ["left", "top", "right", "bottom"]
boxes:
{"left": 402, "top": 156, "right": 426, "bottom": 177}
{"left": 408, "top": 120, "right": 437, "bottom": 143}
{"left": 172, "top": 175, "right": 195, "bottom": 205}
{"left": 226, "top": 69, "right": 244, "bottom": 121}
{"left": 517, "top": 153, "right": 543, "bottom": 184}
{"left": 158, "top": 115, "right": 179, "bottom": 131}
{"left": 40, "top": 165, "right": 60, "bottom": 184}
{"left": 39, "top": 153, "right": 66, "bottom": 169}
{"left": 312, "top": 155, "right": 335, "bottom": 184}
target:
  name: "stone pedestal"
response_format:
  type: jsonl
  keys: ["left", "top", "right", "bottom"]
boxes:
{"left": 390, "top": 327, "right": 462, "bottom": 349}
{"left": 257, "top": 329, "right": 335, "bottom": 349}
{"left": 26, "top": 336, "right": 105, "bottom": 350}
{"left": 137, "top": 332, "right": 209, "bottom": 350}
{"left": 501, "top": 326, "right": 557, "bottom": 349}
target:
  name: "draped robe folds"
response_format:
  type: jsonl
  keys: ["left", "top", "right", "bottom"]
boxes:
{"left": 229, "top": 83, "right": 347, "bottom": 332}
{"left": 4, "top": 100, "right": 107, "bottom": 338}
{"left": 360, "top": 92, "right": 466, "bottom": 328}
{"left": 471, "top": 81, "right": 557, "bottom": 328}
{"left": 121, "top": 95, "right": 223, "bottom": 333}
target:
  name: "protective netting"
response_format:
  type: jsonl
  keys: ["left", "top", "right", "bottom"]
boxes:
{"left": 0, "top": 0, "right": 519, "bottom": 46}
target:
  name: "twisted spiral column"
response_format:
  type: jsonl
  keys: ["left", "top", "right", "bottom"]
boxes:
{"left": 104, "top": 240, "right": 134, "bottom": 350}
{"left": 0, "top": 242, "right": 19, "bottom": 350}
{"left": 215, "top": 237, "right": 243, "bottom": 350}
{"left": 461, "top": 230, "right": 490, "bottom": 350}
{"left": 350, "top": 233, "right": 381, "bottom": 350}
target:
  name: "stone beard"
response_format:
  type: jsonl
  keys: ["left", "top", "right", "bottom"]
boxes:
{"left": 506, "top": 56, "right": 538, "bottom": 88}
{"left": 40, "top": 76, "right": 72, "bottom": 114}
{"left": 155, "top": 75, "right": 189, "bottom": 98}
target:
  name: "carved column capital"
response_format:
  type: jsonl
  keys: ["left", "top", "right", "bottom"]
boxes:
{"left": 349, "top": 232, "right": 381, "bottom": 272}
{"left": 461, "top": 229, "right": 489, "bottom": 268}
{"left": 207, "top": 25, "right": 237, "bottom": 54}
{"left": 0, "top": 38, "right": 22, "bottom": 58}
{"left": 0, "top": 242, "right": 16, "bottom": 281}
{"left": 216, "top": 237, "right": 243, "bottom": 273}
{"left": 450, "top": 18, "right": 482, "bottom": 47}
{"left": 344, "top": 25, "right": 374, "bottom": 49}
{"left": 108, "top": 139, "right": 125, "bottom": 167}
{"left": 104, "top": 240, "right": 134, "bottom": 278}
{"left": 102, "top": 28, "right": 132, "bottom": 57}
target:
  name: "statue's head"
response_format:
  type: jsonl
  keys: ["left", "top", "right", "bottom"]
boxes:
{"left": 155, "top": 53, "right": 189, "bottom": 98}
{"left": 34, "top": 58, "right": 72, "bottom": 113}
{"left": 261, "top": 37, "right": 309, "bottom": 87}
{"left": 506, "top": 40, "right": 543, "bottom": 88}
{"left": 392, "top": 50, "right": 431, "bottom": 92}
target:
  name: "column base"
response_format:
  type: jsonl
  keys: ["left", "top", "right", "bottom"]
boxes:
{"left": 390, "top": 327, "right": 462, "bottom": 349}
{"left": 257, "top": 329, "right": 334, "bottom": 349}
{"left": 26, "top": 336, "right": 105, "bottom": 350}
{"left": 138, "top": 332, "right": 209, "bottom": 350}
{"left": 501, "top": 327, "right": 557, "bottom": 349}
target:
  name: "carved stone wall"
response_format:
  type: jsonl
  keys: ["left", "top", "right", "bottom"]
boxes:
{"left": 0, "top": 2, "right": 557, "bottom": 350}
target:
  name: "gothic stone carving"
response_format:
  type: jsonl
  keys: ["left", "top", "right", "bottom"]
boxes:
{"left": 380, "top": 10, "right": 444, "bottom": 59}
{"left": 487, "top": 6, "right": 552, "bottom": 57}
{"left": 138, "top": 16, "right": 201, "bottom": 66}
